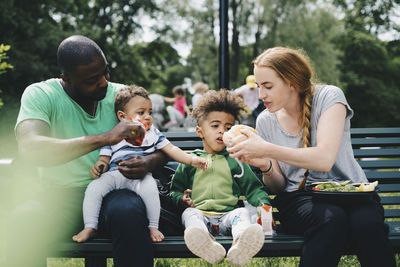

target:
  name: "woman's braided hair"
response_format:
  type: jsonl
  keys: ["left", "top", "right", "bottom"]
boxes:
{"left": 253, "top": 47, "right": 315, "bottom": 149}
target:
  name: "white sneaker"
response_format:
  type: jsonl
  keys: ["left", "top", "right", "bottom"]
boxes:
{"left": 184, "top": 227, "right": 226, "bottom": 264}
{"left": 226, "top": 224, "right": 264, "bottom": 266}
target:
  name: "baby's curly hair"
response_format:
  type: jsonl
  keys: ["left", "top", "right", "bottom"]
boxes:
{"left": 192, "top": 89, "right": 246, "bottom": 124}
{"left": 114, "top": 85, "right": 150, "bottom": 114}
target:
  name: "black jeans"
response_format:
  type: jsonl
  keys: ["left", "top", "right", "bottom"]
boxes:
{"left": 5, "top": 188, "right": 153, "bottom": 267}
{"left": 273, "top": 191, "right": 396, "bottom": 267}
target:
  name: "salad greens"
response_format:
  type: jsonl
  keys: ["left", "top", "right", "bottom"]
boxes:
{"left": 313, "top": 182, "right": 358, "bottom": 192}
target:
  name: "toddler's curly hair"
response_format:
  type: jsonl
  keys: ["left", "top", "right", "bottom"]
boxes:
{"left": 192, "top": 89, "right": 246, "bottom": 124}
{"left": 114, "top": 85, "right": 149, "bottom": 114}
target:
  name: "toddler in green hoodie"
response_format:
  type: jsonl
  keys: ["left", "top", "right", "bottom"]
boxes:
{"left": 170, "top": 89, "right": 270, "bottom": 266}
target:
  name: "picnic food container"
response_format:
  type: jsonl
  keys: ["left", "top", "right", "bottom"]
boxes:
{"left": 257, "top": 205, "right": 273, "bottom": 236}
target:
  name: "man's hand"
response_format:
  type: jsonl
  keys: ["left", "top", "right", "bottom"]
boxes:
{"left": 179, "top": 189, "right": 194, "bottom": 208}
{"left": 116, "top": 155, "right": 148, "bottom": 179}
{"left": 105, "top": 119, "right": 145, "bottom": 146}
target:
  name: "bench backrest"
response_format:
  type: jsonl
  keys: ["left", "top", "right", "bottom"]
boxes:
{"left": 350, "top": 128, "right": 400, "bottom": 222}
{"left": 165, "top": 127, "right": 400, "bottom": 222}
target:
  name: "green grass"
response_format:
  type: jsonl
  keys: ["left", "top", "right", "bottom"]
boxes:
{"left": 47, "top": 255, "right": 379, "bottom": 267}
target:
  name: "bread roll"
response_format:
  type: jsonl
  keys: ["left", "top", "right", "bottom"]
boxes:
{"left": 223, "top": 125, "right": 257, "bottom": 147}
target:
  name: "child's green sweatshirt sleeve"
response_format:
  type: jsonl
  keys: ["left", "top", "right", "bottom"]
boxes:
{"left": 237, "top": 163, "right": 271, "bottom": 206}
{"left": 170, "top": 163, "right": 189, "bottom": 208}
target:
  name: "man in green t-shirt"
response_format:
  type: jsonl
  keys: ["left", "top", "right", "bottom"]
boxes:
{"left": 6, "top": 35, "right": 167, "bottom": 267}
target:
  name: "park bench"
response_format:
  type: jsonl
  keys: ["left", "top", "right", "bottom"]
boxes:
{"left": 2, "top": 127, "right": 400, "bottom": 266}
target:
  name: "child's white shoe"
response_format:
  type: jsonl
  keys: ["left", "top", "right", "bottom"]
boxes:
{"left": 184, "top": 227, "right": 226, "bottom": 264}
{"left": 226, "top": 224, "right": 264, "bottom": 266}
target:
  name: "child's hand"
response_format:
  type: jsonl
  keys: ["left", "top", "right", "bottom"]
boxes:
{"left": 89, "top": 161, "right": 109, "bottom": 179}
{"left": 191, "top": 156, "right": 208, "bottom": 171}
{"left": 180, "top": 189, "right": 194, "bottom": 208}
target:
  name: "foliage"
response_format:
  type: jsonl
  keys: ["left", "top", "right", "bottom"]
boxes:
{"left": 332, "top": 0, "right": 400, "bottom": 126}
{"left": 0, "top": 0, "right": 64, "bottom": 97}
{"left": 0, "top": 44, "right": 13, "bottom": 75}
{"left": 168, "top": 0, "right": 221, "bottom": 90}
{"left": 0, "top": 44, "right": 14, "bottom": 108}
{"left": 92, "top": 38, "right": 186, "bottom": 95}
{"left": 336, "top": 29, "right": 400, "bottom": 126}
{"left": 0, "top": 0, "right": 399, "bottom": 126}
{"left": 0, "top": 0, "right": 180, "bottom": 98}
{"left": 333, "top": 0, "right": 399, "bottom": 34}
{"left": 273, "top": 6, "right": 343, "bottom": 86}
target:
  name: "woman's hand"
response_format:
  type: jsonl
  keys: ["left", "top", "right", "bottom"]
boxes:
{"left": 240, "top": 157, "right": 272, "bottom": 171}
{"left": 226, "top": 128, "right": 269, "bottom": 167}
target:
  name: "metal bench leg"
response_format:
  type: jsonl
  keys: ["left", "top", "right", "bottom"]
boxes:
{"left": 85, "top": 256, "right": 107, "bottom": 267}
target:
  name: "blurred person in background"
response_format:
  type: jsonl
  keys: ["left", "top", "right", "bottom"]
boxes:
{"left": 163, "top": 85, "right": 191, "bottom": 128}
{"left": 234, "top": 75, "right": 265, "bottom": 119}
{"left": 191, "top": 82, "right": 209, "bottom": 108}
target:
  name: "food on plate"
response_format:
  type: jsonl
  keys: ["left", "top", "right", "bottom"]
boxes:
{"left": 222, "top": 125, "right": 257, "bottom": 147}
{"left": 313, "top": 182, "right": 358, "bottom": 192}
{"left": 312, "top": 180, "right": 378, "bottom": 192}
{"left": 358, "top": 181, "right": 379, "bottom": 192}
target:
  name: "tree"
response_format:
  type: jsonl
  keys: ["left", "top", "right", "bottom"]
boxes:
{"left": 337, "top": 30, "right": 400, "bottom": 126}
{"left": 332, "top": 0, "right": 400, "bottom": 126}
{"left": 0, "top": 0, "right": 66, "bottom": 98}
{"left": 333, "top": 0, "right": 399, "bottom": 34}
{"left": 0, "top": 0, "right": 159, "bottom": 98}
{"left": 114, "top": 40, "right": 188, "bottom": 95}
{"left": 169, "top": 0, "right": 221, "bottom": 90}
{"left": 274, "top": 5, "right": 343, "bottom": 85}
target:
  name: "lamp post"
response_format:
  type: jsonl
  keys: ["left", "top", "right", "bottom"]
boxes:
{"left": 219, "top": 0, "right": 229, "bottom": 90}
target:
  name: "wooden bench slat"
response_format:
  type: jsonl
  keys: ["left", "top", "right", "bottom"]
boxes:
{"left": 357, "top": 159, "right": 400, "bottom": 169}
{"left": 351, "top": 137, "right": 400, "bottom": 148}
{"left": 353, "top": 148, "right": 400, "bottom": 158}
{"left": 351, "top": 128, "right": 400, "bottom": 138}
{"left": 164, "top": 132, "right": 199, "bottom": 140}
{"left": 169, "top": 140, "right": 204, "bottom": 150}
{"left": 387, "top": 221, "right": 400, "bottom": 235}
{"left": 377, "top": 184, "right": 400, "bottom": 192}
{"left": 364, "top": 171, "right": 400, "bottom": 180}
{"left": 381, "top": 196, "right": 400, "bottom": 205}
{"left": 385, "top": 209, "right": 400, "bottom": 218}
